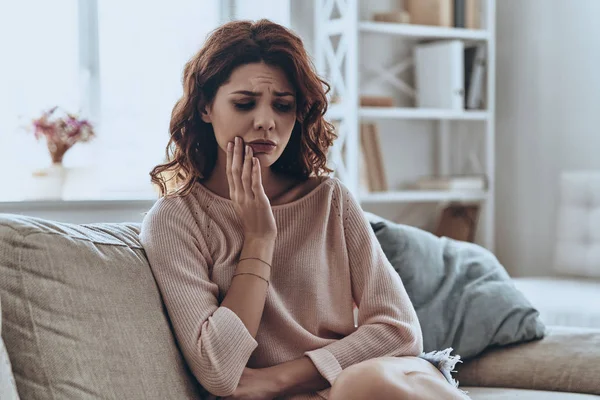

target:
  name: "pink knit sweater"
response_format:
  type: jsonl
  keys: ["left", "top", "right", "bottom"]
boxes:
{"left": 139, "top": 176, "right": 423, "bottom": 399}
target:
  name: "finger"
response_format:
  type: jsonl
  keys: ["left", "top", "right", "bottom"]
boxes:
{"left": 225, "top": 141, "right": 234, "bottom": 198}
{"left": 252, "top": 157, "right": 269, "bottom": 202}
{"left": 242, "top": 145, "right": 254, "bottom": 199}
{"left": 231, "top": 137, "right": 244, "bottom": 199}
{"left": 251, "top": 157, "right": 260, "bottom": 198}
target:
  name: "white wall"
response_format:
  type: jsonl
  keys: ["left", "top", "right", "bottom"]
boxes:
{"left": 236, "top": 0, "right": 291, "bottom": 26}
{"left": 495, "top": 0, "right": 600, "bottom": 276}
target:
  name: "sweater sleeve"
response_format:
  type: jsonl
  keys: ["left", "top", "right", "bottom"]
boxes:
{"left": 304, "top": 182, "right": 424, "bottom": 386}
{"left": 139, "top": 197, "right": 258, "bottom": 397}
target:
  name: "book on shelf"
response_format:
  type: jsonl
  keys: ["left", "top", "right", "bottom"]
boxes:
{"left": 405, "top": 0, "right": 481, "bottom": 29}
{"left": 464, "top": 44, "right": 486, "bottom": 109}
{"left": 372, "top": 11, "right": 410, "bottom": 24}
{"left": 414, "top": 175, "right": 486, "bottom": 191}
{"left": 464, "top": 46, "right": 477, "bottom": 108}
{"left": 454, "top": 0, "right": 465, "bottom": 28}
{"left": 360, "top": 123, "right": 388, "bottom": 192}
{"left": 414, "top": 40, "right": 465, "bottom": 110}
{"left": 406, "top": 0, "right": 453, "bottom": 27}
{"left": 360, "top": 95, "right": 395, "bottom": 107}
{"left": 358, "top": 146, "right": 370, "bottom": 195}
{"left": 465, "top": 0, "right": 482, "bottom": 29}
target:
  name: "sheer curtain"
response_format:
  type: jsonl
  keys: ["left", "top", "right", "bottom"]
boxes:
{"left": 0, "top": 1, "right": 80, "bottom": 201}
{"left": 0, "top": 0, "right": 220, "bottom": 201}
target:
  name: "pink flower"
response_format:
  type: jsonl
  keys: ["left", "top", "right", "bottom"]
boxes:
{"left": 27, "top": 106, "right": 97, "bottom": 164}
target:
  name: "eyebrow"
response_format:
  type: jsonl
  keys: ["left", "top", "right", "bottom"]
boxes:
{"left": 229, "top": 90, "right": 295, "bottom": 97}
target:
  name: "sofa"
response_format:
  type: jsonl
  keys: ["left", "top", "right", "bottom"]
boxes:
{"left": 1, "top": 213, "right": 599, "bottom": 399}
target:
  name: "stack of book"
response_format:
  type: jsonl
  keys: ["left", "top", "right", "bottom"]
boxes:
{"left": 405, "top": 0, "right": 481, "bottom": 29}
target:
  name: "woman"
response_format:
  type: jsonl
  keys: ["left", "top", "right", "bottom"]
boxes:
{"left": 140, "top": 19, "right": 467, "bottom": 400}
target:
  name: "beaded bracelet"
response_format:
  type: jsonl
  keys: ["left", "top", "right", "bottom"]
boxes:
{"left": 233, "top": 272, "right": 270, "bottom": 286}
{"left": 238, "top": 257, "right": 272, "bottom": 269}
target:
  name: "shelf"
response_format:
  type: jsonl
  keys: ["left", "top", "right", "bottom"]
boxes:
{"left": 315, "top": 0, "right": 496, "bottom": 249}
{"left": 361, "top": 107, "right": 488, "bottom": 120}
{"left": 359, "top": 21, "right": 490, "bottom": 41}
{"left": 360, "top": 190, "right": 487, "bottom": 203}
{"left": 327, "top": 104, "right": 488, "bottom": 121}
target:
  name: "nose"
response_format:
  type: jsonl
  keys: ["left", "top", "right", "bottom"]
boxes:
{"left": 253, "top": 105, "right": 276, "bottom": 132}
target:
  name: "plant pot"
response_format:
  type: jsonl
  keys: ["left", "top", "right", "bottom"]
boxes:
{"left": 31, "top": 163, "right": 67, "bottom": 200}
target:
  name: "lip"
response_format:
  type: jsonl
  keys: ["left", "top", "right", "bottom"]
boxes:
{"left": 247, "top": 139, "right": 276, "bottom": 154}
{"left": 248, "top": 139, "right": 276, "bottom": 146}
{"left": 248, "top": 142, "right": 276, "bottom": 154}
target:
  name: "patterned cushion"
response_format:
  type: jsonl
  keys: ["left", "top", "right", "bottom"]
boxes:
{"left": 0, "top": 214, "right": 205, "bottom": 400}
{"left": 555, "top": 172, "right": 600, "bottom": 278}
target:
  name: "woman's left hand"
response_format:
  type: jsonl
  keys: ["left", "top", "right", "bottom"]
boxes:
{"left": 219, "top": 367, "right": 282, "bottom": 400}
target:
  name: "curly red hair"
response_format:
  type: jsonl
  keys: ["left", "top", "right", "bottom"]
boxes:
{"left": 150, "top": 19, "right": 337, "bottom": 198}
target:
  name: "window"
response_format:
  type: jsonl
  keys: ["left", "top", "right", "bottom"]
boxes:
{"left": 0, "top": 1, "right": 80, "bottom": 201}
{"left": 0, "top": 0, "right": 221, "bottom": 201}
{"left": 0, "top": 0, "right": 292, "bottom": 202}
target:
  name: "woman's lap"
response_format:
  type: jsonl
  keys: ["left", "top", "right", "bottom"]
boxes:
{"left": 329, "top": 354, "right": 467, "bottom": 400}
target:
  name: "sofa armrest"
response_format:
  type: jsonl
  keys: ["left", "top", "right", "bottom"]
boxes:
{"left": 455, "top": 326, "right": 600, "bottom": 395}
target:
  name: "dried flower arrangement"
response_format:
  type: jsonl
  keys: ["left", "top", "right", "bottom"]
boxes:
{"left": 28, "top": 106, "right": 96, "bottom": 164}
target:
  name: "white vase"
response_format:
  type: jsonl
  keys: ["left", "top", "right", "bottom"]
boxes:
{"left": 30, "top": 163, "right": 67, "bottom": 200}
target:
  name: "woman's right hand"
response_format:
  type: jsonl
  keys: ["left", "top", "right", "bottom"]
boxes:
{"left": 227, "top": 136, "right": 277, "bottom": 241}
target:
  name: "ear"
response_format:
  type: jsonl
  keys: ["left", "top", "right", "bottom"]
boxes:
{"left": 200, "top": 104, "right": 212, "bottom": 123}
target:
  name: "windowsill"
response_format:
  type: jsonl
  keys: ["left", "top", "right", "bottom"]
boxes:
{"left": 3, "top": 165, "right": 161, "bottom": 209}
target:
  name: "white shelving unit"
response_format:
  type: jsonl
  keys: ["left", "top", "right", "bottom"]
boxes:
{"left": 314, "top": 0, "right": 496, "bottom": 250}
{"left": 328, "top": 104, "right": 489, "bottom": 120}
{"left": 359, "top": 21, "right": 491, "bottom": 41}
{"left": 361, "top": 189, "right": 488, "bottom": 204}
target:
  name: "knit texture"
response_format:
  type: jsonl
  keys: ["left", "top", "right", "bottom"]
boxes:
{"left": 139, "top": 177, "right": 423, "bottom": 399}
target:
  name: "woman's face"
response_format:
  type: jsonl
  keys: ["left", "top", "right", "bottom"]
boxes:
{"left": 201, "top": 62, "right": 297, "bottom": 168}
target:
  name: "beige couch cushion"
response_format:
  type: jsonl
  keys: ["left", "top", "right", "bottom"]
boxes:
{"left": 463, "top": 387, "right": 600, "bottom": 400}
{"left": 1, "top": 298, "right": 20, "bottom": 399}
{"left": 0, "top": 214, "right": 205, "bottom": 399}
{"left": 456, "top": 326, "right": 600, "bottom": 395}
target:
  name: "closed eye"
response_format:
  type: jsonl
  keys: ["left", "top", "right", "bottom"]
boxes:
{"left": 232, "top": 101, "right": 294, "bottom": 113}
{"left": 234, "top": 102, "right": 254, "bottom": 111}
{"left": 274, "top": 103, "right": 294, "bottom": 112}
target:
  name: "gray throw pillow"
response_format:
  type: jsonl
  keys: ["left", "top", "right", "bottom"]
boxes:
{"left": 366, "top": 212, "right": 546, "bottom": 360}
